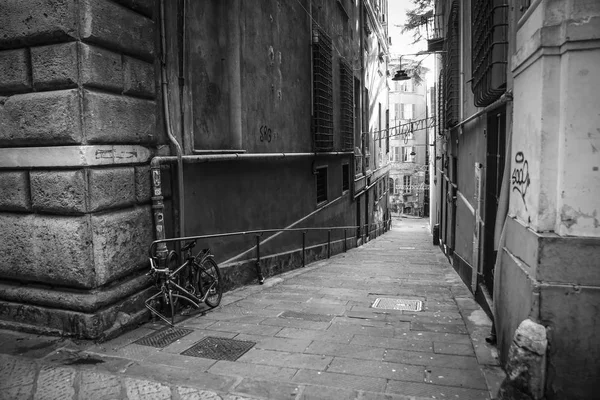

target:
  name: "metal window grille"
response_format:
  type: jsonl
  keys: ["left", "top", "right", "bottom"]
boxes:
{"left": 471, "top": 0, "right": 509, "bottom": 107}
{"left": 442, "top": 1, "right": 460, "bottom": 128}
{"left": 316, "top": 167, "right": 328, "bottom": 203}
{"left": 340, "top": 59, "right": 354, "bottom": 151}
{"left": 313, "top": 26, "right": 334, "bottom": 151}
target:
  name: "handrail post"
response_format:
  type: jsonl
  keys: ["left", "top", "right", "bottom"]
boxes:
{"left": 255, "top": 235, "right": 264, "bottom": 284}
{"left": 302, "top": 231, "right": 306, "bottom": 267}
{"left": 344, "top": 229, "right": 347, "bottom": 252}
{"left": 327, "top": 229, "right": 331, "bottom": 258}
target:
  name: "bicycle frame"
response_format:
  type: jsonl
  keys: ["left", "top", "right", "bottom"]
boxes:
{"left": 145, "top": 251, "right": 219, "bottom": 326}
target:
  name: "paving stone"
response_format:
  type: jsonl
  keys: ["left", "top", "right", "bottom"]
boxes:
{"left": 161, "top": 330, "right": 237, "bottom": 355}
{"left": 259, "top": 318, "right": 330, "bottom": 330}
{"left": 423, "top": 365, "right": 488, "bottom": 390}
{"left": 351, "top": 335, "right": 434, "bottom": 352}
{"left": 234, "top": 334, "right": 312, "bottom": 353}
{"left": 237, "top": 349, "right": 332, "bottom": 370}
{"left": 410, "top": 321, "right": 468, "bottom": 334}
{"left": 0, "top": 354, "right": 37, "bottom": 389}
{"left": 298, "top": 384, "right": 360, "bottom": 400}
{"left": 206, "top": 321, "right": 282, "bottom": 336}
{"left": 292, "top": 370, "right": 387, "bottom": 393}
{"left": 386, "top": 380, "right": 490, "bottom": 400}
{"left": 327, "top": 358, "right": 424, "bottom": 382}
{"left": 94, "top": 343, "right": 159, "bottom": 361}
{"left": 34, "top": 365, "right": 76, "bottom": 400}
{"left": 383, "top": 349, "right": 480, "bottom": 370}
{"left": 327, "top": 323, "right": 396, "bottom": 338}
{"left": 79, "top": 370, "right": 122, "bottom": 400}
{"left": 232, "top": 378, "right": 301, "bottom": 399}
{"left": 124, "top": 377, "right": 171, "bottom": 400}
{"left": 394, "top": 330, "right": 472, "bottom": 344}
{"left": 276, "top": 328, "right": 353, "bottom": 344}
{"left": 304, "top": 341, "right": 385, "bottom": 361}
{"left": 208, "top": 360, "right": 297, "bottom": 381}
{"left": 146, "top": 350, "right": 217, "bottom": 370}
{"left": 433, "top": 341, "right": 475, "bottom": 356}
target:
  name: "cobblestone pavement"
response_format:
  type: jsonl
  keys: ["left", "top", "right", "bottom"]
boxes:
{"left": 0, "top": 218, "right": 504, "bottom": 400}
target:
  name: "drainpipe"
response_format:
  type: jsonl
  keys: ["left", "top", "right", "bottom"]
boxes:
{"left": 158, "top": 0, "right": 185, "bottom": 260}
{"left": 228, "top": 0, "right": 243, "bottom": 150}
{"left": 359, "top": 2, "right": 366, "bottom": 175}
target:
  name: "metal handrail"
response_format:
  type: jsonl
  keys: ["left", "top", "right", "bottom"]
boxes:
{"left": 149, "top": 219, "right": 393, "bottom": 284}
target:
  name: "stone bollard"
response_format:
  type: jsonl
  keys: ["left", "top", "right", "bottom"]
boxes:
{"left": 497, "top": 319, "right": 547, "bottom": 400}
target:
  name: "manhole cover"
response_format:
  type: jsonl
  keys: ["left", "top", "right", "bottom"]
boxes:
{"left": 371, "top": 298, "right": 423, "bottom": 311}
{"left": 279, "top": 310, "right": 333, "bottom": 322}
{"left": 134, "top": 327, "right": 194, "bottom": 348}
{"left": 181, "top": 336, "right": 256, "bottom": 361}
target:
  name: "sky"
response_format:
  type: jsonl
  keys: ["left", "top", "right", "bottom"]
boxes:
{"left": 387, "top": 0, "right": 435, "bottom": 88}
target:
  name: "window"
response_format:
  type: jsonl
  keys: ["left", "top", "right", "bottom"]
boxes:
{"left": 402, "top": 146, "right": 415, "bottom": 162}
{"left": 342, "top": 163, "right": 350, "bottom": 192}
{"left": 340, "top": 60, "right": 354, "bottom": 151}
{"left": 394, "top": 177, "right": 401, "bottom": 194}
{"left": 394, "top": 103, "right": 401, "bottom": 120}
{"left": 312, "top": 26, "right": 333, "bottom": 151}
{"left": 316, "top": 166, "right": 328, "bottom": 204}
{"left": 393, "top": 146, "right": 400, "bottom": 162}
{"left": 378, "top": 103, "right": 382, "bottom": 148}
{"left": 472, "top": 0, "right": 509, "bottom": 106}
{"left": 401, "top": 79, "right": 414, "bottom": 92}
{"left": 442, "top": 1, "right": 460, "bottom": 127}
{"left": 403, "top": 104, "right": 414, "bottom": 120}
{"left": 403, "top": 175, "right": 412, "bottom": 193}
{"left": 385, "top": 109, "right": 389, "bottom": 154}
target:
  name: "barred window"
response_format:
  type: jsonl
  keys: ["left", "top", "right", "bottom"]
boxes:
{"left": 442, "top": 1, "right": 460, "bottom": 128}
{"left": 340, "top": 59, "right": 354, "bottom": 151}
{"left": 313, "top": 26, "right": 334, "bottom": 151}
{"left": 472, "top": 0, "right": 509, "bottom": 106}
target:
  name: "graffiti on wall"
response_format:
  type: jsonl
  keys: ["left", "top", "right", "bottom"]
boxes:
{"left": 511, "top": 151, "right": 530, "bottom": 210}
{"left": 259, "top": 125, "right": 280, "bottom": 142}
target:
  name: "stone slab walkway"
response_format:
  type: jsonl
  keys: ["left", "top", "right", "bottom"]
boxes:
{"left": 0, "top": 218, "right": 505, "bottom": 400}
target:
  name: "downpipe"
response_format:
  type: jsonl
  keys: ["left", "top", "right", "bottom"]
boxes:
{"left": 153, "top": 0, "right": 185, "bottom": 267}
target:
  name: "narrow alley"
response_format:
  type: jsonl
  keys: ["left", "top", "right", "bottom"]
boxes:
{"left": 0, "top": 218, "right": 502, "bottom": 400}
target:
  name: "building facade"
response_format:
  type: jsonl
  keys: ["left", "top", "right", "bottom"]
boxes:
{"left": 429, "top": 0, "right": 600, "bottom": 398}
{"left": 0, "top": 0, "right": 389, "bottom": 339}
{"left": 387, "top": 63, "right": 429, "bottom": 217}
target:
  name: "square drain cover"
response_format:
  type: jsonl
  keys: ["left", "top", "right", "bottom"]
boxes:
{"left": 181, "top": 336, "right": 256, "bottom": 361}
{"left": 279, "top": 310, "right": 333, "bottom": 322}
{"left": 134, "top": 327, "right": 194, "bottom": 348}
{"left": 371, "top": 298, "right": 423, "bottom": 311}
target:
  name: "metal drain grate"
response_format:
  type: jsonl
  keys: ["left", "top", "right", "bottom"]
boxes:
{"left": 279, "top": 310, "right": 333, "bottom": 323}
{"left": 181, "top": 336, "right": 256, "bottom": 361}
{"left": 134, "top": 327, "right": 194, "bottom": 348}
{"left": 371, "top": 298, "right": 423, "bottom": 311}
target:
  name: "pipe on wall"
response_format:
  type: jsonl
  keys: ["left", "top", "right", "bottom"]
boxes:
{"left": 159, "top": 0, "right": 185, "bottom": 247}
{"left": 152, "top": 152, "right": 353, "bottom": 165}
{"left": 228, "top": 0, "right": 243, "bottom": 150}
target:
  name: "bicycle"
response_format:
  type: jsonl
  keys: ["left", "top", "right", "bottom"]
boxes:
{"left": 145, "top": 240, "right": 223, "bottom": 326}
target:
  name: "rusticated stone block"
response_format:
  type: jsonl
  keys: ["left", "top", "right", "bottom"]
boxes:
{"left": 31, "top": 42, "right": 78, "bottom": 90}
{"left": 0, "top": 49, "right": 31, "bottom": 94}
{"left": 80, "top": 43, "right": 123, "bottom": 92}
{"left": 113, "top": 0, "right": 155, "bottom": 18}
{"left": 82, "top": 90, "right": 155, "bottom": 144}
{"left": 0, "top": 89, "right": 82, "bottom": 146}
{"left": 88, "top": 167, "right": 135, "bottom": 212}
{"left": 91, "top": 206, "right": 152, "bottom": 286}
{"left": 123, "top": 56, "right": 155, "bottom": 98}
{"left": 80, "top": 0, "right": 155, "bottom": 60}
{"left": 0, "top": 171, "right": 30, "bottom": 211}
{"left": 134, "top": 165, "right": 151, "bottom": 203}
{"left": 0, "top": 0, "right": 78, "bottom": 47}
{"left": 30, "top": 170, "right": 87, "bottom": 214}
{"left": 0, "top": 213, "right": 94, "bottom": 288}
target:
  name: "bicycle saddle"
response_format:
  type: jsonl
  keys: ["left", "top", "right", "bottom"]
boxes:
{"left": 181, "top": 240, "right": 197, "bottom": 252}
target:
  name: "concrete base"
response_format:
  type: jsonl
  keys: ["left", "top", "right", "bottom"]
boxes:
{"left": 494, "top": 217, "right": 600, "bottom": 400}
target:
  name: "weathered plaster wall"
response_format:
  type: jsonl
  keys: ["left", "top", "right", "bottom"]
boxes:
{"left": 496, "top": 1, "right": 600, "bottom": 398}
{"left": 0, "top": 0, "right": 159, "bottom": 338}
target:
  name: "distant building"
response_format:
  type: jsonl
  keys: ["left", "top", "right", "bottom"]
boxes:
{"left": 0, "top": 0, "right": 389, "bottom": 338}
{"left": 387, "top": 60, "right": 429, "bottom": 217}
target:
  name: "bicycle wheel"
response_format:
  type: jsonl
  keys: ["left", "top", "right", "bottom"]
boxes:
{"left": 193, "top": 258, "right": 222, "bottom": 308}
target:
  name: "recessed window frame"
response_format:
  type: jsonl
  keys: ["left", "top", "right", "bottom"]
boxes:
{"left": 316, "top": 166, "right": 328, "bottom": 205}
{"left": 342, "top": 162, "right": 350, "bottom": 193}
